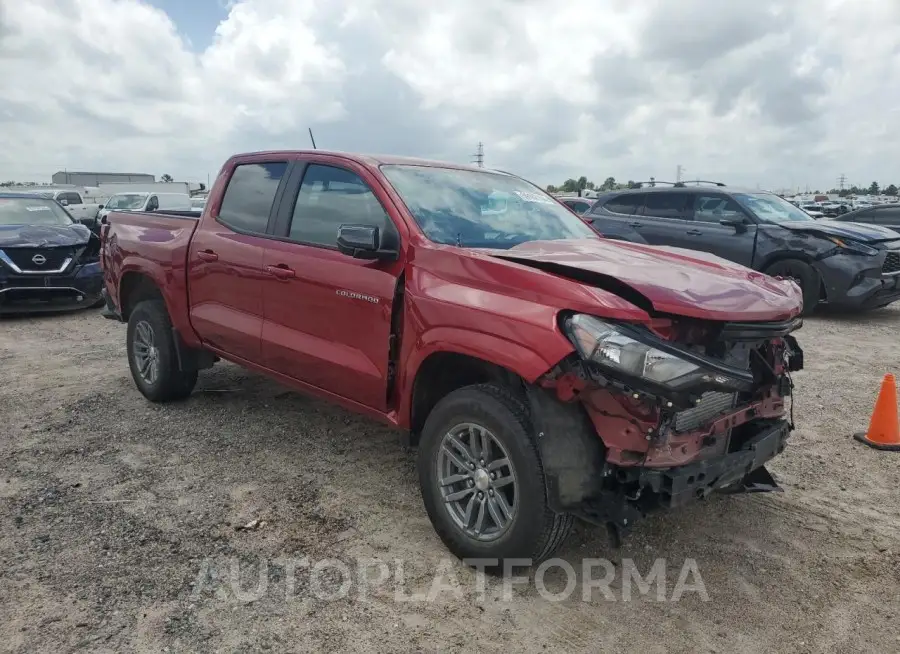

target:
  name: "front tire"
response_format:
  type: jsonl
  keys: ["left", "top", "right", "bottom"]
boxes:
{"left": 765, "top": 259, "right": 820, "bottom": 314}
{"left": 126, "top": 299, "right": 197, "bottom": 402}
{"left": 417, "top": 383, "right": 573, "bottom": 568}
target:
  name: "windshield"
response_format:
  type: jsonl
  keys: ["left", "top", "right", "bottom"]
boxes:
{"left": 380, "top": 165, "right": 598, "bottom": 248}
{"left": 105, "top": 194, "right": 147, "bottom": 210}
{"left": 733, "top": 193, "right": 815, "bottom": 223}
{"left": 0, "top": 197, "right": 74, "bottom": 226}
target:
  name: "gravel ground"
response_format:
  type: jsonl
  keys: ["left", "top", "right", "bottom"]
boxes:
{"left": 1, "top": 306, "right": 899, "bottom": 653}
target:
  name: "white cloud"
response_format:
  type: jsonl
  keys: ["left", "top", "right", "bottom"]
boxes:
{"left": 0, "top": 0, "right": 898, "bottom": 191}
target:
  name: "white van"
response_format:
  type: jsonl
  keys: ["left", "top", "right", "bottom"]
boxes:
{"left": 99, "top": 192, "right": 192, "bottom": 220}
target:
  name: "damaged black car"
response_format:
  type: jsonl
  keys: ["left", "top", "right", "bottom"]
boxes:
{"left": 585, "top": 185, "right": 900, "bottom": 312}
{"left": 0, "top": 193, "right": 103, "bottom": 314}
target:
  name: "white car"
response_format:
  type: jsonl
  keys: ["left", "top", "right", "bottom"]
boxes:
{"left": 99, "top": 192, "right": 193, "bottom": 220}
{"left": 800, "top": 204, "right": 825, "bottom": 219}
{"left": 21, "top": 189, "right": 103, "bottom": 222}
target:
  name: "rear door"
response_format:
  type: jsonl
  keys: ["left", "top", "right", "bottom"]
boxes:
{"left": 259, "top": 159, "right": 405, "bottom": 410}
{"left": 628, "top": 192, "right": 695, "bottom": 247}
{"left": 586, "top": 193, "right": 646, "bottom": 241}
{"left": 187, "top": 159, "right": 290, "bottom": 364}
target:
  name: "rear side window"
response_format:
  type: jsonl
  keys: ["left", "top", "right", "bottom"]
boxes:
{"left": 563, "top": 200, "right": 591, "bottom": 214}
{"left": 218, "top": 162, "right": 288, "bottom": 233}
{"left": 288, "top": 164, "right": 390, "bottom": 247}
{"left": 60, "top": 192, "right": 82, "bottom": 205}
{"left": 692, "top": 194, "right": 746, "bottom": 223}
{"left": 642, "top": 192, "right": 690, "bottom": 219}
{"left": 601, "top": 193, "right": 644, "bottom": 215}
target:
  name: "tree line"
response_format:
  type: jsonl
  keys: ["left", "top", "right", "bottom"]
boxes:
{"left": 546, "top": 177, "right": 899, "bottom": 197}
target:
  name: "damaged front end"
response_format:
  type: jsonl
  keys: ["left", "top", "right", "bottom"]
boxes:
{"left": 528, "top": 312, "right": 804, "bottom": 547}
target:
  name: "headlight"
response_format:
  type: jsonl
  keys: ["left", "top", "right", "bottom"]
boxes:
{"left": 562, "top": 314, "right": 754, "bottom": 398}
{"left": 825, "top": 235, "right": 878, "bottom": 256}
{"left": 566, "top": 315, "right": 701, "bottom": 384}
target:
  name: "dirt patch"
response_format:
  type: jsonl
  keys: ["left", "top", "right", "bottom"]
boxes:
{"left": 1, "top": 307, "right": 899, "bottom": 653}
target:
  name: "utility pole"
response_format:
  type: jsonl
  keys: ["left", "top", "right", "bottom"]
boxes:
{"left": 471, "top": 142, "right": 484, "bottom": 168}
{"left": 837, "top": 173, "right": 846, "bottom": 192}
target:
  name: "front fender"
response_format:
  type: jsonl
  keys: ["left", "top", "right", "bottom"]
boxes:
{"left": 396, "top": 326, "right": 573, "bottom": 429}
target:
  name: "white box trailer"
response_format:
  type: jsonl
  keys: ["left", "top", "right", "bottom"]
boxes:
{"left": 98, "top": 181, "right": 190, "bottom": 195}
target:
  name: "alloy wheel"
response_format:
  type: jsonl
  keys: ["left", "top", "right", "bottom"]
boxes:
{"left": 436, "top": 422, "right": 518, "bottom": 542}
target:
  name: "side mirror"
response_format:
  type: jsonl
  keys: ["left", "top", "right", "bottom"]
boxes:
{"left": 59, "top": 199, "right": 68, "bottom": 206}
{"left": 98, "top": 204, "right": 104, "bottom": 210}
{"left": 337, "top": 224, "right": 398, "bottom": 261}
{"left": 719, "top": 217, "right": 748, "bottom": 232}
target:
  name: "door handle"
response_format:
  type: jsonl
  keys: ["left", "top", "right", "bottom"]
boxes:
{"left": 265, "top": 264, "right": 296, "bottom": 279}
{"left": 197, "top": 249, "right": 218, "bottom": 261}
{"left": 629, "top": 222, "right": 642, "bottom": 228}
{"left": 686, "top": 229, "right": 703, "bottom": 236}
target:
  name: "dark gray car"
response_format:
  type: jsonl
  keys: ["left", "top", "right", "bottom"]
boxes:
{"left": 829, "top": 203, "right": 900, "bottom": 231}
{"left": 586, "top": 186, "right": 900, "bottom": 312}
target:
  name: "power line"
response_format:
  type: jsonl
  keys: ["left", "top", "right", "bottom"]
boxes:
{"left": 471, "top": 142, "right": 484, "bottom": 168}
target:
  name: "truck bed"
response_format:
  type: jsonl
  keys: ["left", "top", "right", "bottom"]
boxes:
{"left": 101, "top": 210, "right": 200, "bottom": 321}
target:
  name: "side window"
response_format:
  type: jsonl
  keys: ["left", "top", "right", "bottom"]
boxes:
{"left": 218, "top": 161, "right": 288, "bottom": 233}
{"left": 146, "top": 195, "right": 159, "bottom": 211}
{"left": 66, "top": 192, "right": 83, "bottom": 205}
{"left": 563, "top": 200, "right": 589, "bottom": 214}
{"left": 692, "top": 194, "right": 745, "bottom": 223}
{"left": 288, "top": 164, "right": 390, "bottom": 247}
{"left": 601, "top": 193, "right": 644, "bottom": 215}
{"left": 642, "top": 192, "right": 690, "bottom": 219}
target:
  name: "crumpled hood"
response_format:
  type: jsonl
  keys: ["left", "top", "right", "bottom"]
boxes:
{"left": 780, "top": 220, "right": 900, "bottom": 243}
{"left": 487, "top": 239, "right": 803, "bottom": 322}
{"left": 0, "top": 223, "right": 92, "bottom": 248}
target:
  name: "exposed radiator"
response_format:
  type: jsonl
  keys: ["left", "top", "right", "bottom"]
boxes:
{"left": 673, "top": 391, "right": 737, "bottom": 432}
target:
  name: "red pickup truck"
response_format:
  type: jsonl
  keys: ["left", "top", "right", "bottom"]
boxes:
{"left": 100, "top": 150, "right": 805, "bottom": 565}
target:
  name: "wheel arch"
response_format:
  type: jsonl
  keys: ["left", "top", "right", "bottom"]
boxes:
{"left": 760, "top": 252, "right": 828, "bottom": 302}
{"left": 119, "top": 270, "right": 164, "bottom": 321}
{"left": 408, "top": 351, "right": 526, "bottom": 446}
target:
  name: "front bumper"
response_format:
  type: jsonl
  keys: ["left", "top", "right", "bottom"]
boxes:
{"left": 572, "top": 419, "right": 791, "bottom": 545}
{"left": 0, "top": 263, "right": 103, "bottom": 314}
{"left": 622, "top": 419, "right": 790, "bottom": 507}
{"left": 815, "top": 250, "right": 900, "bottom": 310}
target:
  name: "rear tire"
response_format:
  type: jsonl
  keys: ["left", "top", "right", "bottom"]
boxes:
{"left": 765, "top": 259, "right": 820, "bottom": 314}
{"left": 126, "top": 299, "right": 197, "bottom": 402}
{"left": 417, "top": 383, "right": 574, "bottom": 569}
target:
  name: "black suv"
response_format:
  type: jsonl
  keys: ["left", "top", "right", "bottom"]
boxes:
{"left": 585, "top": 183, "right": 900, "bottom": 312}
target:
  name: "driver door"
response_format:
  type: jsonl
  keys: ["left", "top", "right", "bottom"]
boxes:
{"left": 260, "top": 160, "right": 405, "bottom": 410}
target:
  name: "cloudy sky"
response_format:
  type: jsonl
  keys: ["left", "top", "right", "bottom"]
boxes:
{"left": 1, "top": 0, "right": 898, "bottom": 191}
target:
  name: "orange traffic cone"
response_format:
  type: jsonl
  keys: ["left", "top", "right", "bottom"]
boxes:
{"left": 853, "top": 373, "right": 900, "bottom": 451}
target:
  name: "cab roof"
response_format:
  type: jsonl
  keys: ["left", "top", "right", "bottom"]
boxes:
{"left": 229, "top": 150, "right": 507, "bottom": 175}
